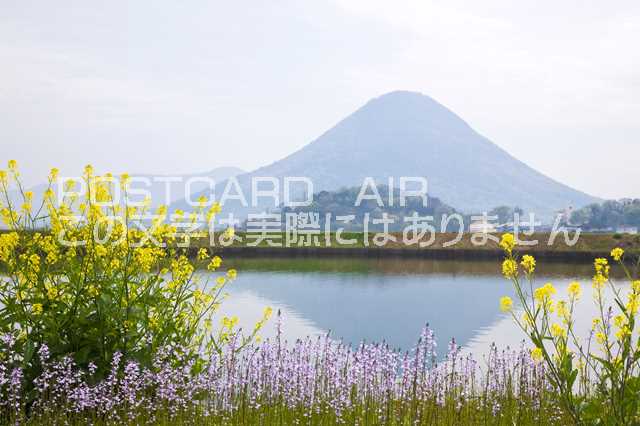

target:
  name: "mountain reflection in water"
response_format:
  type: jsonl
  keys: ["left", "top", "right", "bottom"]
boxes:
{"left": 209, "top": 256, "right": 626, "bottom": 358}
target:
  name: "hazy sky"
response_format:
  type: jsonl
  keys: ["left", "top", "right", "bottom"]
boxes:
{"left": 2, "top": 1, "right": 639, "bottom": 199}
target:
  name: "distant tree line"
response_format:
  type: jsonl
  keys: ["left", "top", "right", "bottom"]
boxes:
{"left": 570, "top": 199, "right": 640, "bottom": 230}
{"left": 280, "top": 185, "right": 457, "bottom": 231}
{"left": 486, "top": 206, "right": 525, "bottom": 224}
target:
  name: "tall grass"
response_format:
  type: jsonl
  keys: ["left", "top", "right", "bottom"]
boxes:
{"left": 0, "top": 316, "right": 570, "bottom": 425}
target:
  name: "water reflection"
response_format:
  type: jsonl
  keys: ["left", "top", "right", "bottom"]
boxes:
{"left": 466, "top": 280, "right": 630, "bottom": 358}
{"left": 207, "top": 256, "right": 629, "bottom": 357}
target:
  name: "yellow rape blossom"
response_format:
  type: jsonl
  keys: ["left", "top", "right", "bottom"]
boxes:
{"left": 64, "top": 179, "right": 76, "bottom": 191}
{"left": 534, "top": 282, "right": 556, "bottom": 303}
{"left": 209, "top": 202, "right": 222, "bottom": 215}
{"left": 531, "top": 347, "right": 543, "bottom": 362}
{"left": 46, "top": 284, "right": 58, "bottom": 299}
{"left": 502, "top": 259, "right": 518, "bottom": 278}
{"left": 32, "top": 303, "right": 43, "bottom": 315}
{"left": 499, "top": 296, "right": 513, "bottom": 312}
{"left": 0, "top": 164, "right": 261, "bottom": 372}
{"left": 208, "top": 255, "right": 222, "bottom": 271}
{"left": 520, "top": 255, "right": 536, "bottom": 274}
{"left": 610, "top": 247, "right": 624, "bottom": 262}
{"left": 499, "top": 233, "right": 515, "bottom": 253}
{"left": 49, "top": 167, "right": 59, "bottom": 180}
{"left": 224, "top": 227, "right": 235, "bottom": 239}
{"left": 193, "top": 288, "right": 205, "bottom": 302}
{"left": 592, "top": 258, "right": 609, "bottom": 290}
{"left": 28, "top": 253, "right": 41, "bottom": 273}
{"left": 120, "top": 173, "right": 130, "bottom": 189}
{"left": 556, "top": 300, "right": 568, "bottom": 320}
{"left": 567, "top": 281, "right": 582, "bottom": 300}
{"left": 206, "top": 202, "right": 222, "bottom": 222}
{"left": 551, "top": 323, "right": 567, "bottom": 338}
{"left": 626, "top": 292, "right": 639, "bottom": 315}
{"left": 0, "top": 232, "right": 19, "bottom": 262}
{"left": 615, "top": 326, "right": 631, "bottom": 341}
{"left": 197, "top": 248, "right": 209, "bottom": 260}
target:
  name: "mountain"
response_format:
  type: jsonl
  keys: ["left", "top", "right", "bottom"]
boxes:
{"left": 136, "top": 166, "right": 245, "bottom": 206}
{"left": 175, "top": 91, "right": 597, "bottom": 218}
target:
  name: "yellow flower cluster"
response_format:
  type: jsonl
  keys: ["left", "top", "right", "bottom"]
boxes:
{"left": 206, "top": 202, "right": 222, "bottom": 223}
{"left": 252, "top": 306, "right": 274, "bottom": 340}
{"left": 0, "top": 162, "right": 267, "bottom": 364}
{"left": 611, "top": 247, "right": 624, "bottom": 262}
{"left": 534, "top": 282, "right": 556, "bottom": 304}
{"left": 197, "top": 248, "right": 209, "bottom": 260}
{"left": 499, "top": 233, "right": 515, "bottom": 253}
{"left": 626, "top": 292, "right": 639, "bottom": 315}
{"left": 207, "top": 255, "right": 222, "bottom": 271}
{"left": 520, "top": 255, "right": 536, "bottom": 274}
{"left": 46, "top": 282, "right": 59, "bottom": 300}
{"left": 502, "top": 259, "right": 518, "bottom": 278}
{"left": 551, "top": 323, "right": 567, "bottom": 338}
{"left": 531, "top": 347, "right": 543, "bottom": 362}
{"left": 32, "top": 303, "right": 43, "bottom": 315}
{"left": 556, "top": 300, "right": 568, "bottom": 322}
{"left": 500, "top": 237, "right": 640, "bottom": 408}
{"left": 499, "top": 296, "right": 513, "bottom": 312}
{"left": 133, "top": 247, "right": 166, "bottom": 273}
{"left": 0, "top": 232, "right": 19, "bottom": 263}
{"left": 611, "top": 314, "right": 631, "bottom": 341}
{"left": 49, "top": 167, "right": 59, "bottom": 180}
{"left": 593, "top": 258, "right": 609, "bottom": 290}
{"left": 567, "top": 281, "right": 582, "bottom": 300}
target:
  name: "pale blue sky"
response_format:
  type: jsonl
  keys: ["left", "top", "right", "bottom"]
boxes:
{"left": 2, "top": 0, "right": 639, "bottom": 199}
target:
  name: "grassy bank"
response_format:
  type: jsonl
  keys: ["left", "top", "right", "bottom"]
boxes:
{"left": 194, "top": 232, "right": 640, "bottom": 261}
{"left": 4, "top": 229, "right": 637, "bottom": 257}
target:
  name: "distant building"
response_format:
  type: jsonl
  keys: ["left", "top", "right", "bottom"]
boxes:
{"left": 470, "top": 221, "right": 497, "bottom": 234}
{"left": 555, "top": 206, "right": 574, "bottom": 225}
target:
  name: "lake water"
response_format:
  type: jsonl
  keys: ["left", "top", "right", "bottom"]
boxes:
{"left": 209, "top": 255, "right": 628, "bottom": 358}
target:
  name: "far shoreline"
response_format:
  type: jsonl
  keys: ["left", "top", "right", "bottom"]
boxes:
{"left": 213, "top": 246, "right": 614, "bottom": 263}
{"left": 200, "top": 232, "right": 640, "bottom": 263}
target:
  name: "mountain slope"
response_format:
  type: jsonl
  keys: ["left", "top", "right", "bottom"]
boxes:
{"left": 139, "top": 166, "right": 245, "bottom": 205}
{"left": 177, "top": 91, "right": 597, "bottom": 217}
